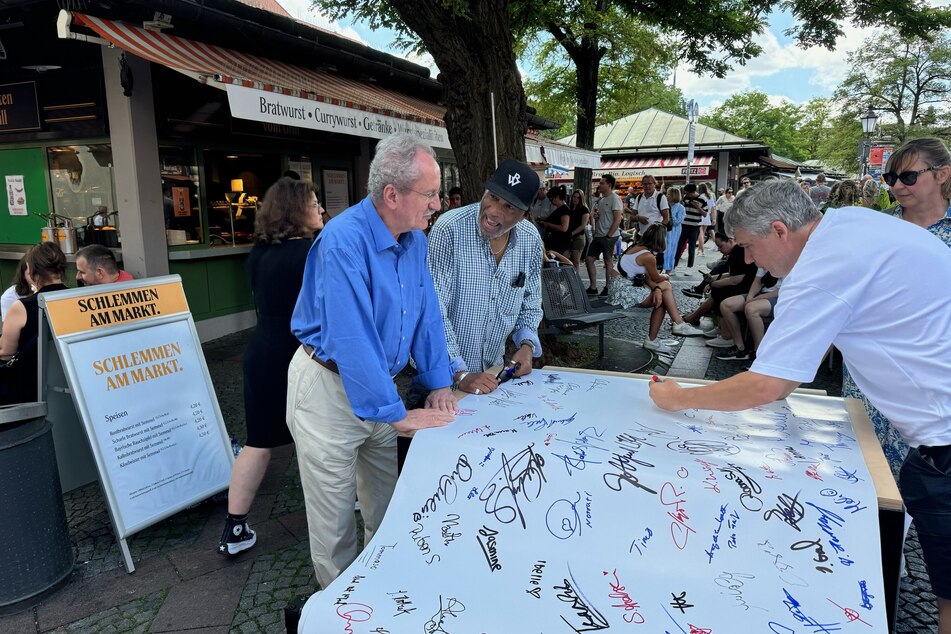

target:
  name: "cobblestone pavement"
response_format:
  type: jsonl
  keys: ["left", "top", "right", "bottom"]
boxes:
{"left": 0, "top": 241, "right": 937, "bottom": 633}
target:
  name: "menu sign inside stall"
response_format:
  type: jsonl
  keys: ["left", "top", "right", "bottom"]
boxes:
{"left": 41, "top": 277, "right": 233, "bottom": 540}
{"left": 0, "top": 81, "right": 41, "bottom": 133}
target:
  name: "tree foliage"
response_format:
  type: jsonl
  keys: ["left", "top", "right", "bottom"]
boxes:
{"left": 311, "top": 0, "right": 951, "bottom": 194}
{"left": 522, "top": 9, "right": 684, "bottom": 140}
{"left": 700, "top": 91, "right": 805, "bottom": 160}
{"left": 834, "top": 31, "right": 951, "bottom": 143}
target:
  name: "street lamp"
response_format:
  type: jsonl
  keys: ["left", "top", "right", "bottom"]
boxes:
{"left": 685, "top": 99, "right": 699, "bottom": 184}
{"left": 858, "top": 106, "right": 879, "bottom": 176}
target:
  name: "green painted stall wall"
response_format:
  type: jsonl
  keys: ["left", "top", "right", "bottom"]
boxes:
{"left": 169, "top": 253, "right": 253, "bottom": 321}
{"left": 0, "top": 148, "right": 50, "bottom": 244}
{"left": 0, "top": 259, "right": 17, "bottom": 288}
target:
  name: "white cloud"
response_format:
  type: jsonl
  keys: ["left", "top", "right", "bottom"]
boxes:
{"left": 676, "top": 21, "right": 882, "bottom": 108}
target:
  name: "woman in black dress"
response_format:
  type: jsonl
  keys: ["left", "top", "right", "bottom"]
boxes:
{"left": 219, "top": 177, "right": 323, "bottom": 556}
{"left": 0, "top": 242, "right": 68, "bottom": 405}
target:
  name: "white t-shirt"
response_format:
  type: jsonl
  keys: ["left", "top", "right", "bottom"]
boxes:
{"left": 594, "top": 193, "right": 623, "bottom": 238}
{"left": 750, "top": 206, "right": 951, "bottom": 447}
{"left": 1, "top": 285, "right": 23, "bottom": 322}
{"left": 634, "top": 192, "right": 669, "bottom": 235}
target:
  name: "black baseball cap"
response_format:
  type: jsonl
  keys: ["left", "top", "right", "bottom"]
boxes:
{"left": 484, "top": 159, "right": 540, "bottom": 212}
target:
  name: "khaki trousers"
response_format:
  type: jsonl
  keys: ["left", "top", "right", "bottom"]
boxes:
{"left": 286, "top": 346, "right": 397, "bottom": 588}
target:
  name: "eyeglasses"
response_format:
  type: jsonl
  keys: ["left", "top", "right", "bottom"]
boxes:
{"left": 882, "top": 165, "right": 945, "bottom": 187}
{"left": 405, "top": 188, "right": 440, "bottom": 201}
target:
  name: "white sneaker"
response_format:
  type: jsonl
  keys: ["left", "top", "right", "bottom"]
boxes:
{"left": 699, "top": 317, "right": 714, "bottom": 330}
{"left": 705, "top": 336, "right": 734, "bottom": 348}
{"left": 643, "top": 338, "right": 673, "bottom": 355}
{"left": 671, "top": 321, "right": 705, "bottom": 336}
{"left": 703, "top": 327, "right": 719, "bottom": 338}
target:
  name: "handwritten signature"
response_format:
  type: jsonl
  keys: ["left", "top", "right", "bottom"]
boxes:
{"left": 478, "top": 444, "right": 547, "bottom": 529}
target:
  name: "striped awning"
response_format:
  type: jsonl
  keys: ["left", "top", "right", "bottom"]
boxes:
{"left": 601, "top": 155, "right": 714, "bottom": 170}
{"left": 62, "top": 12, "right": 449, "bottom": 145}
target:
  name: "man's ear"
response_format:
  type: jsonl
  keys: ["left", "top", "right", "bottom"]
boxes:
{"left": 771, "top": 220, "right": 789, "bottom": 240}
{"left": 381, "top": 183, "right": 399, "bottom": 209}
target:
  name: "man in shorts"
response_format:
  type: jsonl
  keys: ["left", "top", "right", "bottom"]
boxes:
{"left": 584, "top": 173, "right": 623, "bottom": 296}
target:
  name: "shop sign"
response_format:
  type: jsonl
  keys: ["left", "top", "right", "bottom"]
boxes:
{"left": 226, "top": 84, "right": 451, "bottom": 149}
{"left": 552, "top": 166, "right": 714, "bottom": 181}
{"left": 0, "top": 81, "right": 41, "bottom": 133}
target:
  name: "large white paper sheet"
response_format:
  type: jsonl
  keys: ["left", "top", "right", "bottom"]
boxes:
{"left": 300, "top": 370, "right": 887, "bottom": 633}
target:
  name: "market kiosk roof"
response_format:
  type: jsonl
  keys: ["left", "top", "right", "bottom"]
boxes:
{"left": 59, "top": 11, "right": 450, "bottom": 147}
{"left": 559, "top": 108, "right": 770, "bottom": 159}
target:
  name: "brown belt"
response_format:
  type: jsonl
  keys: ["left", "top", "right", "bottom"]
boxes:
{"left": 302, "top": 344, "right": 338, "bottom": 374}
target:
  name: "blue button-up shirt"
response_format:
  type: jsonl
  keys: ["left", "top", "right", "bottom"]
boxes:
{"left": 291, "top": 196, "right": 452, "bottom": 423}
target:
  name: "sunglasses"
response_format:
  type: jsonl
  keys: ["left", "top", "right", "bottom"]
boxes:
{"left": 882, "top": 165, "right": 945, "bottom": 187}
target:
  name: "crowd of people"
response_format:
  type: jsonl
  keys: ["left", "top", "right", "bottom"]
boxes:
{"left": 1, "top": 133, "right": 949, "bottom": 631}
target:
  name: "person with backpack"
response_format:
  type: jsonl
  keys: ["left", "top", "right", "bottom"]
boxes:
{"left": 631, "top": 175, "right": 670, "bottom": 237}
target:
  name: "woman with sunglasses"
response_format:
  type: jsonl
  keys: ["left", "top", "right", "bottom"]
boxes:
{"left": 843, "top": 137, "right": 951, "bottom": 476}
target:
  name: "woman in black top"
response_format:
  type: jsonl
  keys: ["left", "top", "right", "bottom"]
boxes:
{"left": 219, "top": 177, "right": 323, "bottom": 556}
{"left": 538, "top": 186, "right": 572, "bottom": 255}
{"left": 0, "top": 242, "right": 68, "bottom": 405}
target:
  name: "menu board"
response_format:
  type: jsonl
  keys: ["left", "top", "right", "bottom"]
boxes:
{"left": 41, "top": 277, "right": 232, "bottom": 539}
{"left": 299, "top": 370, "right": 888, "bottom": 632}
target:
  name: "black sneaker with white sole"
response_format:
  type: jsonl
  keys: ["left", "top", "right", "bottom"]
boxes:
{"left": 218, "top": 520, "right": 257, "bottom": 556}
{"left": 715, "top": 346, "right": 753, "bottom": 361}
{"left": 681, "top": 288, "right": 704, "bottom": 299}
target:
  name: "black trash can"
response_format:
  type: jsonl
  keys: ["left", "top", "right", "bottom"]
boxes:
{"left": 0, "top": 402, "right": 74, "bottom": 610}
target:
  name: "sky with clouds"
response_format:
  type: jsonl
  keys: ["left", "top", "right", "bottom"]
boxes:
{"left": 278, "top": 0, "right": 946, "bottom": 113}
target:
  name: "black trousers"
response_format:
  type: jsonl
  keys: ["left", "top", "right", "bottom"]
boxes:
{"left": 675, "top": 225, "right": 700, "bottom": 268}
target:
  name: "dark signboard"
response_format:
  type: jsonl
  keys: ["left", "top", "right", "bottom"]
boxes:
{"left": 0, "top": 81, "right": 41, "bottom": 133}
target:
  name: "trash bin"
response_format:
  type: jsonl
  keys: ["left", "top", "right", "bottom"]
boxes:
{"left": 0, "top": 402, "right": 74, "bottom": 609}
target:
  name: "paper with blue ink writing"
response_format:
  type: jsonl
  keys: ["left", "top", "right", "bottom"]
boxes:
{"left": 299, "top": 371, "right": 887, "bottom": 633}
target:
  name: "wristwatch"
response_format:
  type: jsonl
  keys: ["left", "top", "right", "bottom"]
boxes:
{"left": 518, "top": 339, "right": 536, "bottom": 354}
{"left": 451, "top": 371, "right": 469, "bottom": 391}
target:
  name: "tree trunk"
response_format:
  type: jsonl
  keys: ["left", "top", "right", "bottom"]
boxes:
{"left": 572, "top": 43, "right": 601, "bottom": 196}
{"left": 390, "top": 0, "right": 527, "bottom": 203}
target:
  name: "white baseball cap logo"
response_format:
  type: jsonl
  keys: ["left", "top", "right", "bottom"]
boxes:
{"left": 508, "top": 173, "right": 521, "bottom": 187}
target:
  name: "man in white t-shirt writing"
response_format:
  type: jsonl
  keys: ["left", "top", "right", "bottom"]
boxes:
{"left": 585, "top": 173, "right": 624, "bottom": 296}
{"left": 649, "top": 179, "right": 951, "bottom": 633}
{"left": 631, "top": 175, "right": 670, "bottom": 236}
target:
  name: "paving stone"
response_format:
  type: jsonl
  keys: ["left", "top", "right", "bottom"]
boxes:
{"left": 149, "top": 560, "right": 252, "bottom": 632}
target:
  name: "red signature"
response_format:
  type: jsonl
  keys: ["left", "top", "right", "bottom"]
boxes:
{"left": 336, "top": 603, "right": 373, "bottom": 633}
{"left": 603, "top": 569, "right": 645, "bottom": 624}
{"left": 660, "top": 481, "right": 695, "bottom": 550}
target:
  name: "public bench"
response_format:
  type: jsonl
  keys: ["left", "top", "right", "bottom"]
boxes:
{"left": 539, "top": 265, "right": 624, "bottom": 365}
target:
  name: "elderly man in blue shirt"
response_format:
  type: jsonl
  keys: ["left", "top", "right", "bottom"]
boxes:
{"left": 428, "top": 159, "right": 544, "bottom": 396}
{"left": 287, "top": 134, "right": 457, "bottom": 588}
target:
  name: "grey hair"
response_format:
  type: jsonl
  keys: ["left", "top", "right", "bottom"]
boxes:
{"left": 367, "top": 134, "right": 435, "bottom": 202}
{"left": 726, "top": 179, "right": 820, "bottom": 237}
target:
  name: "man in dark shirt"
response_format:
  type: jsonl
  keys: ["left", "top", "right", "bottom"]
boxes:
{"left": 680, "top": 231, "right": 757, "bottom": 327}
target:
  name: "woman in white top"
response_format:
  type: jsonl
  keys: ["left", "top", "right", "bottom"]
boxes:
{"left": 606, "top": 224, "right": 705, "bottom": 354}
{"left": 714, "top": 187, "right": 734, "bottom": 235}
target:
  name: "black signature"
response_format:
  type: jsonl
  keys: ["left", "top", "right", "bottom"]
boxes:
{"left": 478, "top": 444, "right": 547, "bottom": 529}
{"left": 763, "top": 491, "right": 805, "bottom": 532}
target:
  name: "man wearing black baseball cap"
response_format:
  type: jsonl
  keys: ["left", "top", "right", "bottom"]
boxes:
{"left": 427, "top": 158, "right": 543, "bottom": 396}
